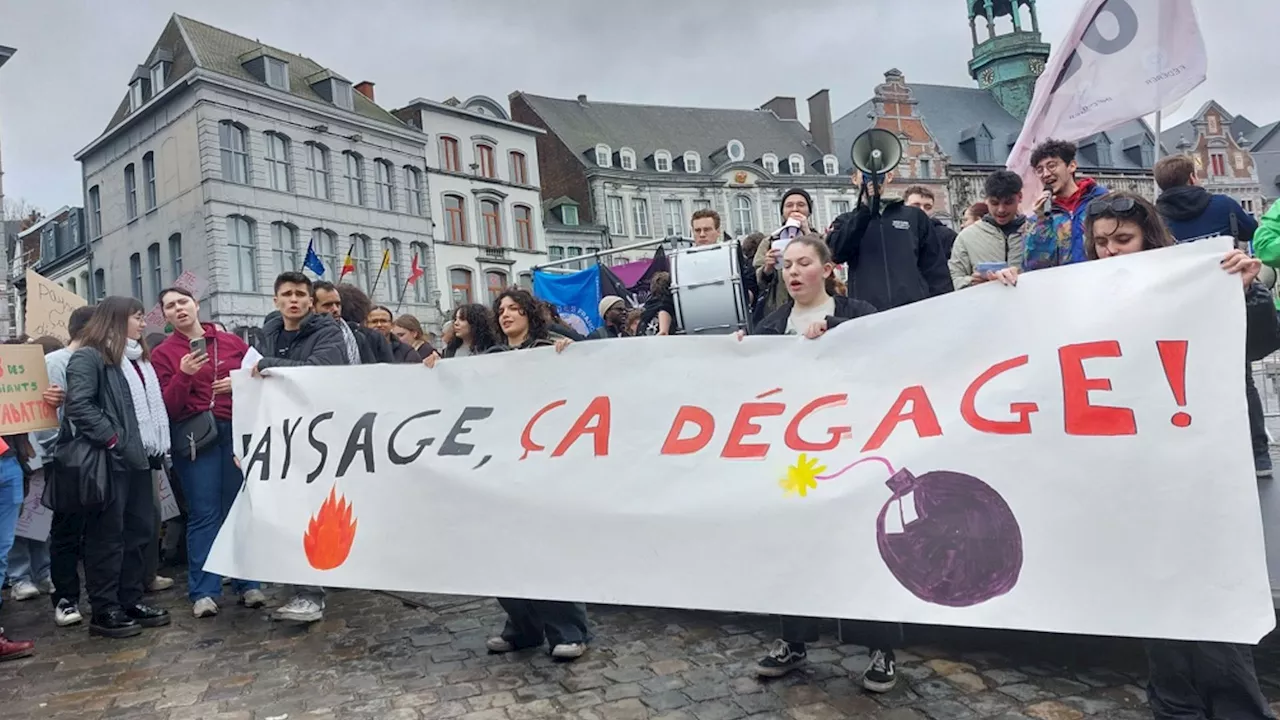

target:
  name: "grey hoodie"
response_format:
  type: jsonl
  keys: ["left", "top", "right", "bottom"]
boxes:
{"left": 948, "top": 215, "right": 1028, "bottom": 290}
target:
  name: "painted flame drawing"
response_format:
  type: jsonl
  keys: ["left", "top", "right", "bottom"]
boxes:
{"left": 779, "top": 454, "right": 826, "bottom": 497}
{"left": 303, "top": 486, "right": 357, "bottom": 570}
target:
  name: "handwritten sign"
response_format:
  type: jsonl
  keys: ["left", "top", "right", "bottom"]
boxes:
{"left": 144, "top": 271, "right": 206, "bottom": 330}
{"left": 25, "top": 270, "right": 87, "bottom": 343}
{"left": 15, "top": 473, "right": 52, "bottom": 542}
{"left": 156, "top": 470, "right": 181, "bottom": 522}
{"left": 0, "top": 343, "right": 56, "bottom": 434}
{"left": 209, "top": 239, "right": 1274, "bottom": 644}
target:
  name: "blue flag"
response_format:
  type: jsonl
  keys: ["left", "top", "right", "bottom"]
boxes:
{"left": 303, "top": 240, "right": 326, "bottom": 276}
{"left": 533, "top": 267, "right": 601, "bottom": 336}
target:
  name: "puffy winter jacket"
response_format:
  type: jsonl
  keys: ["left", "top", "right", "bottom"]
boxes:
{"left": 827, "top": 199, "right": 951, "bottom": 311}
{"left": 257, "top": 311, "right": 348, "bottom": 370}
{"left": 1022, "top": 179, "right": 1109, "bottom": 271}
{"left": 949, "top": 216, "right": 1028, "bottom": 289}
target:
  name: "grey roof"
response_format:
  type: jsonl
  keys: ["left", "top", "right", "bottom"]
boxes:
{"left": 0, "top": 45, "right": 14, "bottom": 70}
{"left": 515, "top": 93, "right": 833, "bottom": 175}
{"left": 102, "top": 15, "right": 402, "bottom": 135}
{"left": 834, "top": 83, "right": 1155, "bottom": 173}
{"left": 1158, "top": 101, "right": 1255, "bottom": 153}
{"left": 1250, "top": 120, "right": 1280, "bottom": 199}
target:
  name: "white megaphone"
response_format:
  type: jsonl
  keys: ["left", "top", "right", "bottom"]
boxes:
{"left": 850, "top": 128, "right": 903, "bottom": 206}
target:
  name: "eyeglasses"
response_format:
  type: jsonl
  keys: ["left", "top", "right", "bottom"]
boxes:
{"left": 1086, "top": 195, "right": 1141, "bottom": 217}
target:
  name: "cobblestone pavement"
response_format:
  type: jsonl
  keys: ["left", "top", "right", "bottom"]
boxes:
{"left": 2, "top": 581, "right": 1279, "bottom": 720}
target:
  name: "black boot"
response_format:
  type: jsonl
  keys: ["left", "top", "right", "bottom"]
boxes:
{"left": 89, "top": 608, "right": 142, "bottom": 639}
{"left": 125, "top": 603, "right": 171, "bottom": 628}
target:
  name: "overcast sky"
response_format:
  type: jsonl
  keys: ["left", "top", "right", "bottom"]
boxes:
{"left": 1, "top": 0, "right": 1276, "bottom": 211}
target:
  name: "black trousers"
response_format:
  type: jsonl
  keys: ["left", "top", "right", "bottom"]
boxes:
{"left": 48, "top": 508, "right": 85, "bottom": 607}
{"left": 83, "top": 467, "right": 156, "bottom": 613}
{"left": 779, "top": 615, "right": 901, "bottom": 652}
{"left": 1144, "top": 640, "right": 1274, "bottom": 720}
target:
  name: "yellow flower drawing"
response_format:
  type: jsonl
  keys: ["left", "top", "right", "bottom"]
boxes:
{"left": 780, "top": 454, "right": 827, "bottom": 497}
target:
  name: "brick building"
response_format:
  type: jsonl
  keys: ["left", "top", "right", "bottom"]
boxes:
{"left": 1161, "top": 101, "right": 1276, "bottom": 214}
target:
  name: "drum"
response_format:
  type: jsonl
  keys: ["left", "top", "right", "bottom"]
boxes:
{"left": 670, "top": 242, "right": 749, "bottom": 335}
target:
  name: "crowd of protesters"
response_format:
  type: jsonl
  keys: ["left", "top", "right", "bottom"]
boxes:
{"left": 2, "top": 135, "right": 1280, "bottom": 719}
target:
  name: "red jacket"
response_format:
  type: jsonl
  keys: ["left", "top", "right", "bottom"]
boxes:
{"left": 152, "top": 324, "right": 249, "bottom": 423}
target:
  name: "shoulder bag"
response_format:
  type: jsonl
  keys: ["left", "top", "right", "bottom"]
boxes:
{"left": 48, "top": 358, "right": 112, "bottom": 509}
{"left": 173, "top": 336, "right": 219, "bottom": 461}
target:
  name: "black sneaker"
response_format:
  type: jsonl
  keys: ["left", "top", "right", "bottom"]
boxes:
{"left": 89, "top": 608, "right": 142, "bottom": 639}
{"left": 125, "top": 603, "right": 171, "bottom": 628}
{"left": 862, "top": 649, "right": 897, "bottom": 692}
{"left": 755, "top": 639, "right": 807, "bottom": 678}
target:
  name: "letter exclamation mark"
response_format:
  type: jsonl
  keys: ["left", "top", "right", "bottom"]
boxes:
{"left": 1156, "top": 340, "right": 1191, "bottom": 428}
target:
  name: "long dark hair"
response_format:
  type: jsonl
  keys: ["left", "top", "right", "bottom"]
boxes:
{"left": 1084, "top": 192, "right": 1174, "bottom": 260}
{"left": 493, "top": 288, "right": 548, "bottom": 345}
{"left": 444, "top": 303, "right": 500, "bottom": 357}
{"left": 78, "top": 296, "right": 147, "bottom": 365}
{"left": 785, "top": 234, "right": 838, "bottom": 296}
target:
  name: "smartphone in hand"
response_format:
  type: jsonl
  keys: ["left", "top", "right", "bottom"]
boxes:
{"left": 189, "top": 337, "right": 207, "bottom": 356}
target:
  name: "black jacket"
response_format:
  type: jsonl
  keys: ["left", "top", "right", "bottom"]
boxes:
{"left": 589, "top": 323, "right": 627, "bottom": 340}
{"left": 64, "top": 347, "right": 149, "bottom": 472}
{"left": 1156, "top": 185, "right": 1258, "bottom": 244}
{"left": 753, "top": 295, "right": 878, "bottom": 336}
{"left": 931, "top": 218, "right": 958, "bottom": 260}
{"left": 258, "top": 312, "right": 348, "bottom": 370}
{"left": 828, "top": 199, "right": 952, "bottom": 311}
{"left": 388, "top": 334, "right": 423, "bottom": 363}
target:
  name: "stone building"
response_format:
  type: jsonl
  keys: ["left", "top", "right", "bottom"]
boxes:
{"left": 1161, "top": 102, "right": 1274, "bottom": 215}
{"left": 74, "top": 15, "right": 440, "bottom": 331}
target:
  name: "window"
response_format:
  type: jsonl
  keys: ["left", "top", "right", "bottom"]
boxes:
{"left": 655, "top": 150, "right": 671, "bottom": 172}
{"left": 831, "top": 200, "right": 851, "bottom": 217}
{"left": 130, "top": 253, "right": 143, "bottom": 300}
{"left": 976, "top": 137, "right": 994, "bottom": 164}
{"left": 305, "top": 142, "right": 330, "bottom": 199}
{"left": 350, "top": 235, "right": 372, "bottom": 289}
{"left": 486, "top": 271, "right": 507, "bottom": 303}
{"left": 514, "top": 205, "right": 534, "bottom": 250}
{"left": 620, "top": 148, "right": 636, "bottom": 171}
{"left": 509, "top": 151, "right": 529, "bottom": 184}
{"left": 169, "top": 233, "right": 182, "bottom": 279}
{"left": 147, "top": 243, "right": 161, "bottom": 299}
{"left": 549, "top": 246, "right": 565, "bottom": 263}
{"left": 344, "top": 151, "right": 365, "bottom": 205}
{"left": 66, "top": 278, "right": 76, "bottom": 296}
{"left": 265, "top": 57, "right": 289, "bottom": 91}
{"left": 381, "top": 238, "right": 402, "bottom": 301}
{"left": 518, "top": 272, "right": 533, "bottom": 290}
{"left": 404, "top": 167, "right": 424, "bottom": 215}
{"left": 762, "top": 153, "right": 778, "bottom": 174}
{"left": 683, "top": 152, "right": 701, "bottom": 173}
{"left": 595, "top": 144, "right": 612, "bottom": 167}
{"left": 1208, "top": 115, "right": 1220, "bottom": 135}
{"left": 124, "top": 164, "right": 138, "bottom": 220}
{"left": 663, "top": 199, "right": 683, "bottom": 237}
{"left": 788, "top": 154, "right": 804, "bottom": 175}
{"left": 481, "top": 199, "right": 503, "bottom": 247}
{"left": 441, "top": 137, "right": 461, "bottom": 172}
{"left": 313, "top": 228, "right": 338, "bottom": 279}
{"left": 692, "top": 199, "right": 712, "bottom": 213}
{"left": 1243, "top": 198, "right": 1255, "bottom": 214}
{"left": 265, "top": 132, "right": 292, "bottom": 192}
{"left": 1235, "top": 153, "right": 1246, "bottom": 171}
{"left": 918, "top": 158, "right": 932, "bottom": 179}
{"left": 332, "top": 79, "right": 354, "bottom": 111}
{"left": 450, "top": 268, "right": 474, "bottom": 305}
{"left": 727, "top": 139, "right": 745, "bottom": 161}
{"left": 444, "top": 195, "right": 468, "bottom": 244}
{"left": 561, "top": 205, "right": 579, "bottom": 226}
{"left": 142, "top": 152, "right": 157, "bottom": 210}
{"left": 374, "top": 159, "right": 394, "bottom": 210}
{"left": 732, "top": 195, "right": 754, "bottom": 236}
{"left": 129, "top": 80, "right": 145, "bottom": 112}
{"left": 219, "top": 121, "right": 249, "bottom": 184}
{"left": 1095, "top": 136, "right": 1113, "bottom": 167}
{"left": 271, "top": 223, "right": 298, "bottom": 278}
{"left": 150, "top": 63, "right": 166, "bottom": 94}
{"left": 632, "top": 198, "right": 651, "bottom": 237}
{"left": 93, "top": 269, "right": 106, "bottom": 301}
{"left": 607, "top": 196, "right": 626, "bottom": 235}
{"left": 88, "top": 186, "right": 101, "bottom": 238}
{"left": 226, "top": 216, "right": 257, "bottom": 292}
{"left": 1211, "top": 152, "right": 1227, "bottom": 177}
{"left": 476, "top": 144, "right": 496, "bottom": 178}
{"left": 824, "top": 155, "right": 839, "bottom": 176}
{"left": 411, "top": 243, "right": 430, "bottom": 302}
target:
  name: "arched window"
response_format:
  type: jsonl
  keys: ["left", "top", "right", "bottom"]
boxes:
{"left": 343, "top": 151, "right": 365, "bottom": 205}
{"left": 374, "top": 158, "right": 395, "bottom": 210}
{"left": 219, "top": 121, "right": 249, "bottom": 184}
{"left": 683, "top": 152, "right": 701, "bottom": 173}
{"left": 147, "top": 242, "right": 161, "bottom": 299}
{"left": 271, "top": 222, "right": 298, "bottom": 277}
{"left": 265, "top": 132, "right": 292, "bottom": 192}
{"left": 142, "top": 151, "right": 157, "bottom": 210}
{"left": 509, "top": 151, "right": 529, "bottom": 185}
{"left": 619, "top": 147, "right": 636, "bottom": 171}
{"left": 823, "top": 155, "right": 839, "bottom": 176}
{"left": 762, "top": 153, "right": 778, "bottom": 174}
{"left": 88, "top": 186, "right": 101, "bottom": 238}
{"left": 788, "top": 154, "right": 804, "bottom": 175}
{"left": 410, "top": 242, "right": 430, "bottom": 302}
{"left": 476, "top": 143, "right": 496, "bottom": 178}
{"left": 594, "top": 144, "right": 612, "bottom": 167}
{"left": 404, "top": 166, "right": 424, "bottom": 215}
{"left": 93, "top": 269, "right": 106, "bottom": 301}
{"left": 450, "top": 267, "right": 474, "bottom": 305}
{"left": 444, "top": 194, "right": 468, "bottom": 244}
{"left": 350, "top": 234, "right": 372, "bottom": 288}
{"left": 312, "top": 228, "right": 338, "bottom": 278}
{"left": 440, "top": 136, "right": 461, "bottom": 172}
{"left": 481, "top": 198, "right": 503, "bottom": 247}
{"left": 226, "top": 215, "right": 257, "bottom": 291}
{"left": 66, "top": 277, "right": 77, "bottom": 295}
{"left": 513, "top": 205, "right": 534, "bottom": 250}
{"left": 381, "top": 238, "right": 402, "bottom": 301}
{"left": 732, "top": 195, "right": 754, "bottom": 236}
{"left": 486, "top": 270, "right": 508, "bottom": 303}
{"left": 305, "top": 142, "right": 330, "bottom": 199}
{"left": 654, "top": 150, "right": 672, "bottom": 173}
{"left": 169, "top": 233, "right": 183, "bottom": 278}
{"left": 124, "top": 163, "right": 138, "bottom": 220}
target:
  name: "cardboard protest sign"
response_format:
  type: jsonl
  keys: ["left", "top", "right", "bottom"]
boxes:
{"left": 208, "top": 239, "right": 1275, "bottom": 643}
{"left": 25, "top": 270, "right": 87, "bottom": 343}
{"left": 15, "top": 474, "right": 52, "bottom": 542}
{"left": 0, "top": 344, "right": 56, "bottom": 434}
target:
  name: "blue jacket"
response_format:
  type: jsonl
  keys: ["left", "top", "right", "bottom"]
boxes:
{"left": 1155, "top": 185, "right": 1258, "bottom": 244}
{"left": 1022, "top": 178, "right": 1110, "bottom": 271}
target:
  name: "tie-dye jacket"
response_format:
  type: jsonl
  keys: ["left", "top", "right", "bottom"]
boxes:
{"left": 1022, "top": 180, "right": 1110, "bottom": 271}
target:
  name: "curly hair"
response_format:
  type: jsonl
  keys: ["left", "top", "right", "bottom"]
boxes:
{"left": 336, "top": 283, "right": 372, "bottom": 324}
{"left": 444, "top": 303, "right": 501, "bottom": 356}
{"left": 1030, "top": 139, "right": 1077, "bottom": 169}
{"left": 983, "top": 170, "right": 1023, "bottom": 200}
{"left": 650, "top": 270, "right": 671, "bottom": 296}
{"left": 493, "top": 288, "right": 548, "bottom": 344}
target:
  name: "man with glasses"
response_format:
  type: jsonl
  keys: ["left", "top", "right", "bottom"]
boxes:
{"left": 1022, "top": 139, "right": 1110, "bottom": 272}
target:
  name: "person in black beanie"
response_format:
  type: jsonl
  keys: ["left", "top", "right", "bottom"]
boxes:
{"left": 753, "top": 188, "right": 819, "bottom": 318}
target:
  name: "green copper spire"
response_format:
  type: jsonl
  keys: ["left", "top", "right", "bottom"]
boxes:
{"left": 966, "top": 0, "right": 1051, "bottom": 120}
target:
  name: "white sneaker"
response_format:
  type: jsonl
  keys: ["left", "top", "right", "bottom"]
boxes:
{"left": 193, "top": 597, "right": 219, "bottom": 618}
{"left": 551, "top": 642, "right": 587, "bottom": 660}
{"left": 272, "top": 596, "right": 324, "bottom": 623}
{"left": 54, "top": 599, "right": 83, "bottom": 627}
{"left": 10, "top": 580, "right": 40, "bottom": 601}
{"left": 38, "top": 579, "right": 55, "bottom": 595}
{"left": 241, "top": 589, "right": 267, "bottom": 609}
{"left": 485, "top": 637, "right": 516, "bottom": 653}
{"left": 146, "top": 576, "right": 175, "bottom": 592}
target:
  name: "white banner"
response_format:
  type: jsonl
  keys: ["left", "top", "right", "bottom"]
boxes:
{"left": 209, "top": 239, "right": 1274, "bottom": 643}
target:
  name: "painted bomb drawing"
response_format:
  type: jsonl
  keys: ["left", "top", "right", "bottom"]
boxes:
{"left": 781, "top": 455, "right": 1022, "bottom": 607}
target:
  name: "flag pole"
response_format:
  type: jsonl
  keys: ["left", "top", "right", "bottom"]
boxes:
{"left": 1155, "top": 110, "right": 1165, "bottom": 159}
{"left": 339, "top": 240, "right": 356, "bottom": 281}
{"left": 370, "top": 250, "right": 390, "bottom": 297}
{"left": 394, "top": 277, "right": 412, "bottom": 314}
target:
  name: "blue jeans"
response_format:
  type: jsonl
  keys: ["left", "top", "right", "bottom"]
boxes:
{"left": 7, "top": 537, "right": 51, "bottom": 585}
{"left": 0, "top": 456, "right": 25, "bottom": 611}
{"left": 170, "top": 420, "right": 259, "bottom": 602}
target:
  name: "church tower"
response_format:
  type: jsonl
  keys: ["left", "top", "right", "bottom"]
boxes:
{"left": 966, "top": 0, "right": 1051, "bottom": 120}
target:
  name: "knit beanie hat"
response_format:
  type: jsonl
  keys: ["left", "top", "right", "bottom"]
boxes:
{"left": 780, "top": 188, "right": 814, "bottom": 220}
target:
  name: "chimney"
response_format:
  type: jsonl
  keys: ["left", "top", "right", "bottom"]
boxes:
{"left": 807, "top": 89, "right": 834, "bottom": 155}
{"left": 354, "top": 81, "right": 375, "bottom": 101}
{"left": 760, "top": 96, "right": 797, "bottom": 121}
{"left": 577, "top": 93, "right": 588, "bottom": 105}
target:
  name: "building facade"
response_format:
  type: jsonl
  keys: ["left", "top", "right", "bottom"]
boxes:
{"left": 511, "top": 90, "right": 855, "bottom": 265}
{"left": 391, "top": 95, "right": 549, "bottom": 307}
{"left": 9, "top": 206, "right": 89, "bottom": 336}
{"left": 1162, "top": 102, "right": 1271, "bottom": 215}
{"left": 75, "top": 15, "right": 440, "bottom": 333}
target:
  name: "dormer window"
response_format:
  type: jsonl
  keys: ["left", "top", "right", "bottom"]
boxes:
{"left": 620, "top": 147, "right": 636, "bottom": 171}
{"left": 265, "top": 57, "right": 289, "bottom": 91}
{"left": 332, "top": 79, "right": 353, "bottom": 110}
{"left": 149, "top": 62, "right": 168, "bottom": 94}
{"left": 595, "top": 144, "right": 612, "bottom": 167}
{"left": 788, "top": 154, "right": 804, "bottom": 175}
{"left": 727, "top": 139, "right": 745, "bottom": 162}
{"left": 129, "top": 79, "right": 147, "bottom": 112}
{"left": 683, "top": 152, "right": 701, "bottom": 173}
{"left": 1095, "top": 134, "right": 1113, "bottom": 168}
{"left": 762, "top": 153, "right": 778, "bottom": 174}
{"left": 654, "top": 150, "right": 672, "bottom": 173}
{"left": 309, "top": 71, "right": 353, "bottom": 111}
{"left": 561, "top": 205, "right": 580, "bottom": 226}
{"left": 823, "top": 155, "right": 839, "bottom": 176}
